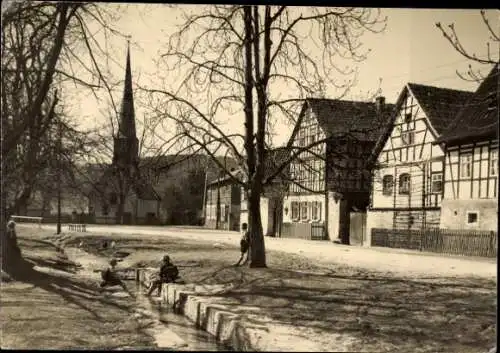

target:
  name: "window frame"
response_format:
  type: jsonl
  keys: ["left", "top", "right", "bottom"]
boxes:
{"left": 399, "top": 173, "right": 411, "bottom": 195}
{"left": 460, "top": 153, "right": 472, "bottom": 178}
{"left": 490, "top": 149, "right": 498, "bottom": 176}
{"left": 401, "top": 131, "right": 415, "bottom": 145}
{"left": 300, "top": 201, "right": 309, "bottom": 221}
{"left": 431, "top": 172, "right": 443, "bottom": 194}
{"left": 311, "top": 201, "right": 321, "bottom": 221}
{"left": 466, "top": 210, "right": 479, "bottom": 226}
{"left": 291, "top": 201, "right": 300, "bottom": 221}
{"left": 382, "top": 175, "right": 394, "bottom": 196}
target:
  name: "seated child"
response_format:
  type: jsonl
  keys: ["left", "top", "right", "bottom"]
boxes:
{"left": 100, "top": 258, "right": 127, "bottom": 291}
{"left": 146, "top": 255, "right": 179, "bottom": 297}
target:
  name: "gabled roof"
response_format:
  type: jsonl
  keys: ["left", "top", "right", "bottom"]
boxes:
{"left": 304, "top": 98, "right": 395, "bottom": 142}
{"left": 436, "top": 63, "right": 499, "bottom": 144}
{"left": 407, "top": 83, "right": 475, "bottom": 135}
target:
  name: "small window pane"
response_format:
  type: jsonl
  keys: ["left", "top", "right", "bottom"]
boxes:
{"left": 467, "top": 212, "right": 478, "bottom": 224}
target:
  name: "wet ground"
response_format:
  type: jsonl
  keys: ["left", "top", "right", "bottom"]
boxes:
{"left": 64, "top": 245, "right": 231, "bottom": 351}
{"left": 132, "top": 281, "right": 232, "bottom": 351}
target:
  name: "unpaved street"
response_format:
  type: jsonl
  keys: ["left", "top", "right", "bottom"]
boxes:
{"left": 37, "top": 224, "right": 497, "bottom": 279}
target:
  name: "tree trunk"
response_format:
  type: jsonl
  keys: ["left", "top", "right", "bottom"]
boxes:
{"left": 248, "top": 181, "right": 267, "bottom": 268}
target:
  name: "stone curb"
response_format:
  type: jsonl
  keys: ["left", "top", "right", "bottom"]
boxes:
{"left": 136, "top": 268, "right": 252, "bottom": 350}
{"left": 162, "top": 283, "right": 253, "bottom": 351}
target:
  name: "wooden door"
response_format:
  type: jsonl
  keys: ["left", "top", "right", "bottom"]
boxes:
{"left": 350, "top": 212, "right": 367, "bottom": 246}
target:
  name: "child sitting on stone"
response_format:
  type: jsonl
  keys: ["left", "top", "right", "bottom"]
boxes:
{"left": 146, "top": 255, "right": 179, "bottom": 297}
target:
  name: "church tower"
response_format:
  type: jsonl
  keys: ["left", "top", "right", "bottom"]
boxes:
{"left": 113, "top": 40, "right": 139, "bottom": 169}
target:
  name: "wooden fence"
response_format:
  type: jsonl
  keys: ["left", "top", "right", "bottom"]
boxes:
{"left": 67, "top": 224, "right": 87, "bottom": 232}
{"left": 281, "top": 222, "right": 326, "bottom": 240}
{"left": 371, "top": 228, "right": 498, "bottom": 258}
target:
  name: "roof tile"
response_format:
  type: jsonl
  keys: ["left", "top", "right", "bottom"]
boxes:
{"left": 436, "top": 64, "right": 499, "bottom": 144}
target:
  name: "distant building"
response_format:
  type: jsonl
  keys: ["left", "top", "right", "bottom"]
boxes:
{"left": 367, "top": 82, "right": 474, "bottom": 240}
{"left": 435, "top": 64, "right": 498, "bottom": 231}
{"left": 204, "top": 169, "right": 242, "bottom": 231}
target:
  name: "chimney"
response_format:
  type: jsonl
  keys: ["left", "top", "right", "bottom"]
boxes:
{"left": 375, "top": 96, "right": 385, "bottom": 113}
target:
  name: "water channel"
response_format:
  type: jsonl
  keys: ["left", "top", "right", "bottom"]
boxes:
{"left": 64, "top": 246, "right": 232, "bottom": 351}
{"left": 131, "top": 280, "right": 233, "bottom": 351}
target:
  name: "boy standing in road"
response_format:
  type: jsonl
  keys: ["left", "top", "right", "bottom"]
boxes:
{"left": 235, "top": 223, "right": 250, "bottom": 266}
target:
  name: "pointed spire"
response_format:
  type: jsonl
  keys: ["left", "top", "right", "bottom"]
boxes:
{"left": 118, "top": 37, "right": 136, "bottom": 138}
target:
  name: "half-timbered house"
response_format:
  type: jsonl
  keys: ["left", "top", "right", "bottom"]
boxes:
{"left": 367, "top": 83, "right": 474, "bottom": 238}
{"left": 282, "top": 97, "right": 393, "bottom": 244}
{"left": 435, "top": 64, "right": 498, "bottom": 231}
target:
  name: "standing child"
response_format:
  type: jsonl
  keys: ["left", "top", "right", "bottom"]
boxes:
{"left": 235, "top": 223, "right": 250, "bottom": 266}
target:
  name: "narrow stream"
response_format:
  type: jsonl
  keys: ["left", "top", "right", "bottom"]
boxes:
{"left": 132, "top": 280, "right": 233, "bottom": 351}
{"left": 64, "top": 246, "right": 232, "bottom": 351}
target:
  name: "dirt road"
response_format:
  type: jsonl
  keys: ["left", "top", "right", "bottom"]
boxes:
{"left": 35, "top": 224, "right": 497, "bottom": 279}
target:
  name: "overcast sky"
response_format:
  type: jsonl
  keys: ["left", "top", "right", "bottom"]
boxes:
{"left": 65, "top": 5, "right": 499, "bottom": 155}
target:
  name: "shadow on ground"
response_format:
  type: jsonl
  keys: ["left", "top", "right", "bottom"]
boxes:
{"left": 196, "top": 265, "right": 496, "bottom": 352}
{"left": 53, "top": 232, "right": 496, "bottom": 352}
{"left": 2, "top": 235, "right": 155, "bottom": 349}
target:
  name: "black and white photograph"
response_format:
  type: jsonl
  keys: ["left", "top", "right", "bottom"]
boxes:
{"left": 1, "top": 2, "right": 498, "bottom": 351}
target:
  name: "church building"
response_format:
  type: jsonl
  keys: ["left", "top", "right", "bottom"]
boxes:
{"left": 89, "top": 42, "right": 161, "bottom": 224}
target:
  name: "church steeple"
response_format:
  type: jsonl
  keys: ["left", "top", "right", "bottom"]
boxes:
{"left": 118, "top": 39, "right": 136, "bottom": 138}
{"left": 113, "top": 39, "right": 139, "bottom": 167}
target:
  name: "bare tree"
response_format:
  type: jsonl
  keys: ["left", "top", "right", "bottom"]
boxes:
{"left": 1, "top": 1, "right": 128, "bottom": 272}
{"left": 143, "top": 5, "right": 386, "bottom": 267}
{"left": 436, "top": 10, "right": 499, "bottom": 81}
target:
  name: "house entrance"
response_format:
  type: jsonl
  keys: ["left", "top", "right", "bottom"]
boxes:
{"left": 350, "top": 211, "right": 367, "bottom": 246}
